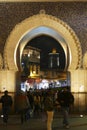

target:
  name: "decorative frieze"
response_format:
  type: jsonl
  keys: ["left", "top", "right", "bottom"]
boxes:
{"left": 0, "top": 53, "right": 3, "bottom": 70}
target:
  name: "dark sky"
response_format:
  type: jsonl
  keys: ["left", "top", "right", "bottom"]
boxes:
{"left": 26, "top": 35, "right": 66, "bottom": 71}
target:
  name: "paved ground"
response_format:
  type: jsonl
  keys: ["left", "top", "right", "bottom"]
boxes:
{"left": 0, "top": 112, "right": 87, "bottom": 130}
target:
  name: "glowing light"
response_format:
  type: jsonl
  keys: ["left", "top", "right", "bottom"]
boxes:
{"left": 52, "top": 48, "right": 57, "bottom": 53}
{"left": 28, "top": 53, "right": 30, "bottom": 57}
{"left": 1, "top": 115, "right": 3, "bottom": 118}
{"left": 80, "top": 115, "right": 83, "bottom": 118}
{"left": 79, "top": 85, "right": 84, "bottom": 92}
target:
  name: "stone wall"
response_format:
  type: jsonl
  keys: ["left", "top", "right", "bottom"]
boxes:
{"left": 70, "top": 70, "right": 87, "bottom": 113}
{"left": 0, "top": 2, "right": 87, "bottom": 56}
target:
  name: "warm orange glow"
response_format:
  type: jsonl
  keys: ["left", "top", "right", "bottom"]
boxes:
{"left": 52, "top": 48, "right": 56, "bottom": 53}
{"left": 35, "top": 78, "right": 41, "bottom": 83}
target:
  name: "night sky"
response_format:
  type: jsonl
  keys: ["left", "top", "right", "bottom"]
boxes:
{"left": 26, "top": 35, "right": 66, "bottom": 71}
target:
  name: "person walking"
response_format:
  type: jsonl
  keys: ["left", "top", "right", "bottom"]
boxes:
{"left": 0, "top": 90, "right": 13, "bottom": 124}
{"left": 15, "top": 91, "right": 31, "bottom": 124}
{"left": 58, "top": 87, "right": 74, "bottom": 129}
{"left": 44, "top": 89, "right": 54, "bottom": 130}
{"left": 33, "top": 93, "right": 41, "bottom": 117}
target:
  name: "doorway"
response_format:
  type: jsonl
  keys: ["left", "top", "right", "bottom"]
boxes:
{"left": 3, "top": 13, "right": 82, "bottom": 92}
{"left": 20, "top": 34, "right": 71, "bottom": 91}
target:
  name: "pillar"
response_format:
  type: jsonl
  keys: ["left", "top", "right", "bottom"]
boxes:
{"left": 0, "top": 70, "right": 21, "bottom": 113}
{"left": 70, "top": 69, "right": 87, "bottom": 113}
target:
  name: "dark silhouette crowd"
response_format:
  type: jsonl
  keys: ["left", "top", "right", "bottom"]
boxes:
{"left": 14, "top": 87, "right": 74, "bottom": 130}
{"left": 0, "top": 88, "right": 74, "bottom": 129}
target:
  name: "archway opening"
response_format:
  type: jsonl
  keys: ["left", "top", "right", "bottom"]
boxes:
{"left": 3, "top": 13, "right": 82, "bottom": 93}
{"left": 20, "top": 34, "right": 70, "bottom": 91}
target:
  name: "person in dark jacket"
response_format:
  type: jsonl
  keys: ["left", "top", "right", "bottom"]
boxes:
{"left": 15, "top": 91, "right": 30, "bottom": 124}
{"left": 0, "top": 90, "right": 13, "bottom": 124}
{"left": 58, "top": 88, "right": 74, "bottom": 129}
{"left": 44, "top": 90, "right": 54, "bottom": 130}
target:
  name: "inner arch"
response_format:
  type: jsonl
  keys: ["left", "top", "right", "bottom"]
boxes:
{"left": 19, "top": 26, "right": 68, "bottom": 70}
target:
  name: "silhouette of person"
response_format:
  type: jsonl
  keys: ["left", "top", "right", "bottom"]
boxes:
{"left": 15, "top": 91, "right": 30, "bottom": 124}
{"left": 44, "top": 90, "right": 54, "bottom": 130}
{"left": 0, "top": 90, "right": 13, "bottom": 124}
{"left": 58, "top": 88, "right": 74, "bottom": 129}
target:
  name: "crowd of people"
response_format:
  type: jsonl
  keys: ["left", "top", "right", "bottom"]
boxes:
{"left": 0, "top": 88, "right": 74, "bottom": 129}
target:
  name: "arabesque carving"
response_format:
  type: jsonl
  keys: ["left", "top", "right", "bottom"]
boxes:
{"left": 83, "top": 52, "right": 87, "bottom": 69}
{"left": 0, "top": 53, "right": 3, "bottom": 70}
{"left": 4, "top": 13, "right": 82, "bottom": 71}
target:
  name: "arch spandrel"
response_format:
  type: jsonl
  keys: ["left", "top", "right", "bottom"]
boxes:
{"left": 4, "top": 13, "right": 82, "bottom": 71}
{"left": 83, "top": 52, "right": 87, "bottom": 69}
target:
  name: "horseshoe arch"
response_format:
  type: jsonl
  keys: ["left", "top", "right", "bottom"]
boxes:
{"left": 4, "top": 13, "right": 82, "bottom": 71}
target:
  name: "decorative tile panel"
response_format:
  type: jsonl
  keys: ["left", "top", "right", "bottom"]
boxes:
{"left": 0, "top": 2, "right": 87, "bottom": 56}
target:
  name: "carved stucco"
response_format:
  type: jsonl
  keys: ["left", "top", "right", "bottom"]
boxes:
{"left": 83, "top": 52, "right": 87, "bottom": 69}
{"left": 4, "top": 13, "right": 82, "bottom": 71}
{"left": 0, "top": 53, "right": 3, "bottom": 70}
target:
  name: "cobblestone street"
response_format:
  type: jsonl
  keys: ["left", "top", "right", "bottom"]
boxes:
{"left": 0, "top": 112, "right": 87, "bottom": 130}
